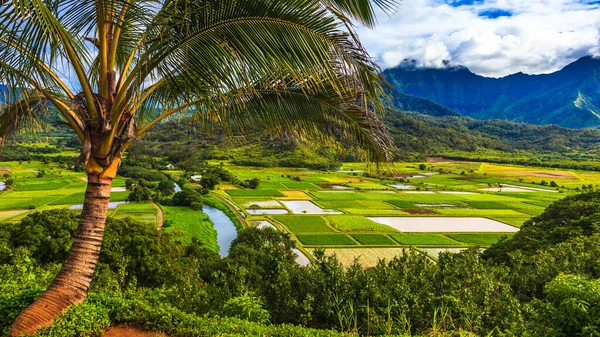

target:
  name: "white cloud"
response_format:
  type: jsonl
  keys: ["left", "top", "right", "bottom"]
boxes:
{"left": 359, "top": 0, "right": 600, "bottom": 77}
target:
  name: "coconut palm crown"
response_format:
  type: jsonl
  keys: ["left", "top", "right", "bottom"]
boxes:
{"left": 0, "top": 0, "right": 397, "bottom": 335}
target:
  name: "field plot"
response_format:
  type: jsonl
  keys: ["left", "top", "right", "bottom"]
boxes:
{"left": 246, "top": 209, "right": 288, "bottom": 215}
{"left": 311, "top": 191, "right": 365, "bottom": 200}
{"left": 227, "top": 189, "right": 284, "bottom": 197}
{"left": 113, "top": 202, "right": 158, "bottom": 225}
{"left": 280, "top": 200, "right": 342, "bottom": 214}
{"left": 391, "top": 234, "right": 462, "bottom": 246}
{"left": 448, "top": 233, "right": 514, "bottom": 246}
{"left": 312, "top": 248, "right": 406, "bottom": 267}
{"left": 298, "top": 234, "right": 356, "bottom": 246}
{"left": 328, "top": 215, "right": 398, "bottom": 232}
{"left": 367, "top": 217, "right": 520, "bottom": 232}
{"left": 273, "top": 215, "right": 333, "bottom": 233}
{"left": 351, "top": 234, "right": 397, "bottom": 245}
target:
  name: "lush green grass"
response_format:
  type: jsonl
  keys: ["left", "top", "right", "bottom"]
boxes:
{"left": 0, "top": 196, "right": 61, "bottom": 210}
{"left": 311, "top": 191, "right": 366, "bottom": 200}
{"left": 315, "top": 200, "right": 396, "bottom": 210}
{"left": 256, "top": 182, "right": 287, "bottom": 189}
{"left": 296, "top": 234, "right": 356, "bottom": 246}
{"left": 436, "top": 209, "right": 528, "bottom": 217}
{"left": 465, "top": 201, "right": 516, "bottom": 209}
{"left": 14, "top": 179, "right": 73, "bottom": 191}
{"left": 110, "top": 191, "right": 130, "bottom": 202}
{"left": 384, "top": 200, "right": 419, "bottom": 209}
{"left": 447, "top": 233, "right": 514, "bottom": 247}
{"left": 226, "top": 189, "right": 284, "bottom": 197}
{"left": 351, "top": 234, "right": 397, "bottom": 245}
{"left": 492, "top": 217, "right": 529, "bottom": 228}
{"left": 112, "top": 202, "right": 158, "bottom": 225}
{"left": 162, "top": 206, "right": 218, "bottom": 252}
{"left": 272, "top": 215, "right": 333, "bottom": 233}
{"left": 48, "top": 193, "right": 84, "bottom": 205}
{"left": 282, "top": 182, "right": 320, "bottom": 190}
{"left": 391, "top": 234, "right": 463, "bottom": 246}
{"left": 327, "top": 215, "right": 397, "bottom": 232}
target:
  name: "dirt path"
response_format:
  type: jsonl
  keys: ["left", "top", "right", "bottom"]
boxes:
{"left": 149, "top": 198, "right": 164, "bottom": 230}
{"left": 103, "top": 325, "right": 166, "bottom": 337}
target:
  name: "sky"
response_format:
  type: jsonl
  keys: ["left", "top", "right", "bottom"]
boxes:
{"left": 356, "top": 0, "right": 600, "bottom": 77}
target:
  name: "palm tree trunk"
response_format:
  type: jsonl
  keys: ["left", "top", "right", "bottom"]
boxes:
{"left": 9, "top": 173, "right": 113, "bottom": 336}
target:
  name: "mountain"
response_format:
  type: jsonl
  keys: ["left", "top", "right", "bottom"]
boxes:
{"left": 387, "top": 89, "right": 460, "bottom": 117}
{"left": 384, "top": 56, "right": 600, "bottom": 128}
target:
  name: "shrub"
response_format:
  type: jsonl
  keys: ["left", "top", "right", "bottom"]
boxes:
{"left": 222, "top": 293, "right": 270, "bottom": 324}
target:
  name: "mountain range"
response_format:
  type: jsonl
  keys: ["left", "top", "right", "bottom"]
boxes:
{"left": 384, "top": 56, "right": 600, "bottom": 129}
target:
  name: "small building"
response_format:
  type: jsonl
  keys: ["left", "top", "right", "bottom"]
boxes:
{"left": 165, "top": 164, "right": 176, "bottom": 170}
{"left": 190, "top": 175, "right": 203, "bottom": 182}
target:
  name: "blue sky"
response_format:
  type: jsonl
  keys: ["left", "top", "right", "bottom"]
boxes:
{"left": 357, "top": 0, "right": 600, "bottom": 77}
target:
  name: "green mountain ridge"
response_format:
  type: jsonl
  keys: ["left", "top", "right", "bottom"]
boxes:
{"left": 384, "top": 56, "right": 600, "bottom": 128}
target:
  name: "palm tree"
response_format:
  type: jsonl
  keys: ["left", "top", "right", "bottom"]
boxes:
{"left": 0, "top": 0, "right": 396, "bottom": 335}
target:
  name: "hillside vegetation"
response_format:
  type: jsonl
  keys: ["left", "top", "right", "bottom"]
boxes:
{"left": 385, "top": 56, "right": 600, "bottom": 128}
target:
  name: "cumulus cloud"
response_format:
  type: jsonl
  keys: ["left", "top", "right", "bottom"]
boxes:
{"left": 358, "top": 0, "right": 600, "bottom": 77}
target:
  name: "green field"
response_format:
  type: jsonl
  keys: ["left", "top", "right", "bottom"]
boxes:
{"left": 227, "top": 189, "right": 284, "bottom": 197}
{"left": 391, "top": 234, "right": 463, "bottom": 246}
{"left": 272, "top": 215, "right": 333, "bottom": 233}
{"left": 328, "top": 215, "right": 398, "bottom": 232}
{"left": 297, "top": 234, "right": 356, "bottom": 246}
{"left": 351, "top": 234, "right": 397, "bottom": 245}
{"left": 162, "top": 206, "right": 219, "bottom": 252}
{"left": 448, "top": 233, "right": 515, "bottom": 247}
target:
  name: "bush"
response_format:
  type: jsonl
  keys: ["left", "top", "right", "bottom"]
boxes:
{"left": 127, "top": 186, "right": 152, "bottom": 202}
{"left": 223, "top": 293, "right": 270, "bottom": 324}
{"left": 190, "top": 202, "right": 202, "bottom": 211}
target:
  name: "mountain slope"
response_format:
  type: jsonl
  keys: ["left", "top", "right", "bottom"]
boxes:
{"left": 384, "top": 56, "right": 600, "bottom": 128}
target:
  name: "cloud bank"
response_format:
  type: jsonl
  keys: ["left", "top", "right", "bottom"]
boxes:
{"left": 358, "top": 0, "right": 600, "bottom": 77}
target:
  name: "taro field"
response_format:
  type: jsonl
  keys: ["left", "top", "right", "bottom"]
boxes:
{"left": 213, "top": 160, "right": 599, "bottom": 266}
{"left": 0, "top": 161, "right": 157, "bottom": 225}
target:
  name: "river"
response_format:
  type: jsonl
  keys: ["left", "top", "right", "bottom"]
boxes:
{"left": 203, "top": 204, "right": 237, "bottom": 257}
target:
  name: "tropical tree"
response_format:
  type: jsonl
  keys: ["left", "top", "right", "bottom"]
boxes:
{"left": 0, "top": 0, "right": 397, "bottom": 334}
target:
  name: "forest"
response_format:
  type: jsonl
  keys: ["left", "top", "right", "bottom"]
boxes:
{"left": 1, "top": 191, "right": 599, "bottom": 336}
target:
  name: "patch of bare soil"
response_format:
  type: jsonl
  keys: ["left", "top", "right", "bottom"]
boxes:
{"left": 403, "top": 209, "right": 438, "bottom": 215}
{"left": 103, "top": 325, "right": 167, "bottom": 337}
{"left": 0, "top": 170, "right": 11, "bottom": 175}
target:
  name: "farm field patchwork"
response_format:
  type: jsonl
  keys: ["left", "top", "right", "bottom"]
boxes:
{"left": 3, "top": 159, "right": 598, "bottom": 264}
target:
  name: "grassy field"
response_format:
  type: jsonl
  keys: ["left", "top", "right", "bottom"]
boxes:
{"left": 391, "top": 234, "right": 463, "bottom": 246}
{"left": 162, "top": 206, "right": 219, "bottom": 252}
{"left": 297, "top": 234, "right": 356, "bottom": 246}
{"left": 272, "top": 215, "right": 334, "bottom": 233}
{"left": 351, "top": 234, "right": 397, "bottom": 245}
{"left": 328, "top": 215, "right": 398, "bottom": 232}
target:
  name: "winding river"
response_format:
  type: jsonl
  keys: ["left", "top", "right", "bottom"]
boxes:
{"left": 203, "top": 205, "right": 237, "bottom": 257}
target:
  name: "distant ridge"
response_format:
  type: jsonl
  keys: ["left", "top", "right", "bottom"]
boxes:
{"left": 384, "top": 56, "right": 600, "bottom": 128}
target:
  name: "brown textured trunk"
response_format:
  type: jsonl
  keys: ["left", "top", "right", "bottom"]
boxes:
{"left": 9, "top": 173, "right": 113, "bottom": 336}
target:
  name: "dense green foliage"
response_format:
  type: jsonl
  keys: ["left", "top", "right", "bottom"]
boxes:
{"left": 2, "top": 191, "right": 600, "bottom": 336}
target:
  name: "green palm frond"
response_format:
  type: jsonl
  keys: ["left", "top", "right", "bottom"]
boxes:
{"left": 1, "top": 0, "right": 399, "bottom": 165}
